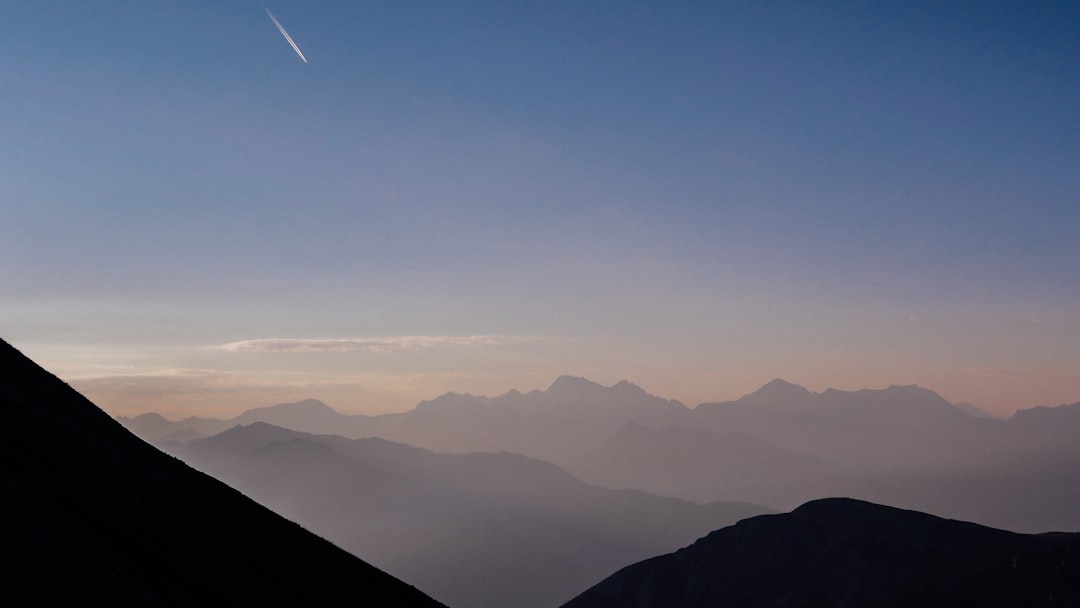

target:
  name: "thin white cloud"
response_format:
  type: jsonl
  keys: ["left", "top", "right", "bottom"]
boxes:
{"left": 71, "top": 369, "right": 240, "bottom": 396}
{"left": 220, "top": 335, "right": 517, "bottom": 353}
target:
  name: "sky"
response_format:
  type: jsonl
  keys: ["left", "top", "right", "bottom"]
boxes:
{"left": 3, "top": 1, "right": 1079, "bottom": 418}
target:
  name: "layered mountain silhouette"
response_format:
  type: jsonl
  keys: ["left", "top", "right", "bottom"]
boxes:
{"left": 575, "top": 381, "right": 996, "bottom": 512}
{"left": 124, "top": 376, "right": 1080, "bottom": 532}
{"left": 588, "top": 382, "right": 1080, "bottom": 531}
{"left": 0, "top": 339, "right": 444, "bottom": 607}
{"left": 562, "top": 498, "right": 1080, "bottom": 608}
{"left": 164, "top": 422, "right": 767, "bottom": 608}
{"left": 123, "top": 375, "right": 691, "bottom": 464}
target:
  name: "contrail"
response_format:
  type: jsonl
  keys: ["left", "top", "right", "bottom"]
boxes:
{"left": 265, "top": 8, "right": 307, "bottom": 63}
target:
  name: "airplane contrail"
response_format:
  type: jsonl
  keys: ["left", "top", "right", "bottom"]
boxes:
{"left": 265, "top": 8, "right": 307, "bottom": 63}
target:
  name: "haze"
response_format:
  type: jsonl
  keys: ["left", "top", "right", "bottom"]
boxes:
{"left": 3, "top": 2, "right": 1079, "bottom": 419}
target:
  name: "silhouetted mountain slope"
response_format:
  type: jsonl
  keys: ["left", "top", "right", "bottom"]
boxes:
{"left": 953, "top": 401, "right": 1003, "bottom": 419}
{"left": 0, "top": 339, "right": 444, "bottom": 607}
{"left": 1012, "top": 401, "right": 1080, "bottom": 434}
{"left": 738, "top": 377, "right": 815, "bottom": 403}
{"left": 562, "top": 498, "right": 1080, "bottom": 608}
{"left": 166, "top": 422, "right": 768, "bottom": 608}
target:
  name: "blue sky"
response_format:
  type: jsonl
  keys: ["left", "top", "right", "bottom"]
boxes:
{"left": 3, "top": 1, "right": 1079, "bottom": 416}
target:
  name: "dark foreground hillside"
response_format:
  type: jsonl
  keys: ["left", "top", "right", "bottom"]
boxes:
{"left": 0, "top": 339, "right": 444, "bottom": 607}
{"left": 563, "top": 497, "right": 1080, "bottom": 608}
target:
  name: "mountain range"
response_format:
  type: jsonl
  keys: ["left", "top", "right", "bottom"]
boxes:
{"left": 124, "top": 376, "right": 1080, "bottom": 532}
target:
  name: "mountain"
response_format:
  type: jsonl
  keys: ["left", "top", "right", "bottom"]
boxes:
{"left": 562, "top": 498, "right": 1080, "bottom": 608}
{"left": 167, "top": 422, "right": 768, "bottom": 608}
{"left": 0, "top": 338, "right": 444, "bottom": 607}
{"left": 120, "top": 375, "right": 692, "bottom": 464}
{"left": 386, "top": 375, "right": 690, "bottom": 462}
{"left": 122, "top": 378, "right": 981, "bottom": 468}
{"left": 118, "top": 398, "right": 367, "bottom": 443}
{"left": 953, "top": 401, "right": 1003, "bottom": 419}
{"left": 737, "top": 377, "right": 815, "bottom": 404}
{"left": 122, "top": 377, "right": 1080, "bottom": 532}
{"left": 574, "top": 383, "right": 988, "bottom": 507}
{"left": 232, "top": 397, "right": 356, "bottom": 430}
{"left": 583, "top": 384, "right": 1080, "bottom": 532}
{"left": 694, "top": 382, "right": 982, "bottom": 447}
{"left": 120, "top": 411, "right": 233, "bottom": 442}
{"left": 1011, "top": 401, "right": 1080, "bottom": 434}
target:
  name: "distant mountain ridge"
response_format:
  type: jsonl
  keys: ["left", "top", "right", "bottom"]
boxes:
{"left": 123, "top": 374, "right": 692, "bottom": 459}
{"left": 121, "top": 376, "right": 1080, "bottom": 532}
{"left": 123, "top": 376, "right": 1014, "bottom": 443}
{"left": 0, "top": 338, "right": 444, "bottom": 607}
{"left": 121, "top": 376, "right": 976, "bottom": 445}
{"left": 562, "top": 497, "right": 1080, "bottom": 608}
{"left": 737, "top": 377, "right": 815, "bottom": 402}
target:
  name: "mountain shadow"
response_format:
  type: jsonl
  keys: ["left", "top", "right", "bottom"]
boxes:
{"left": 562, "top": 497, "right": 1080, "bottom": 608}
{"left": 0, "top": 338, "right": 444, "bottom": 607}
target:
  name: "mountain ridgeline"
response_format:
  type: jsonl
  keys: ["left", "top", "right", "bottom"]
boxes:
{"left": 126, "top": 375, "right": 1080, "bottom": 533}
{"left": 0, "top": 338, "right": 445, "bottom": 607}
{"left": 561, "top": 498, "right": 1080, "bottom": 608}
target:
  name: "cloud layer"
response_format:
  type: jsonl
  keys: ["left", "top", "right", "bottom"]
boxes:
{"left": 221, "top": 335, "right": 514, "bottom": 353}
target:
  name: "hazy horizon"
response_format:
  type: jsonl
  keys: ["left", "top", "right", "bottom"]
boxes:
{"left": 4, "top": 2, "right": 1079, "bottom": 419}
{"left": 103, "top": 373, "right": 1022, "bottom": 421}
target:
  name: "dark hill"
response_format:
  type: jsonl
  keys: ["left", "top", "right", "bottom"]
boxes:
{"left": 0, "top": 338, "right": 444, "bottom": 607}
{"left": 562, "top": 498, "right": 1080, "bottom": 608}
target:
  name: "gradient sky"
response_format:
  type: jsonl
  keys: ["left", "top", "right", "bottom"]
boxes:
{"left": 3, "top": 1, "right": 1079, "bottom": 418}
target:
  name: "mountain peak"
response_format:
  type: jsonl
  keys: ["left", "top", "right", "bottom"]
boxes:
{"left": 548, "top": 375, "right": 606, "bottom": 393}
{"left": 612, "top": 379, "right": 647, "bottom": 395}
{"left": 231, "top": 399, "right": 339, "bottom": 423}
{"left": 742, "top": 378, "right": 812, "bottom": 403}
{"left": 270, "top": 398, "right": 336, "bottom": 413}
{"left": 859, "top": 384, "right": 955, "bottom": 410}
{"left": 232, "top": 398, "right": 348, "bottom": 432}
